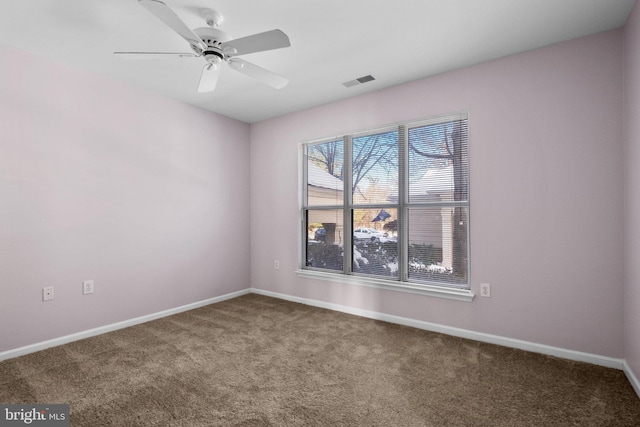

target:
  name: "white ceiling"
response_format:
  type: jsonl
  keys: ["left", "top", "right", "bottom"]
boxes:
{"left": 0, "top": 0, "right": 636, "bottom": 123}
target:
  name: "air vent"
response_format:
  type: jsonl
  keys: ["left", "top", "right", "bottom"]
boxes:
{"left": 342, "top": 74, "right": 376, "bottom": 88}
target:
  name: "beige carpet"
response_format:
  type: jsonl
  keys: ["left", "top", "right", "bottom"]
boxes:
{"left": 1, "top": 294, "right": 639, "bottom": 426}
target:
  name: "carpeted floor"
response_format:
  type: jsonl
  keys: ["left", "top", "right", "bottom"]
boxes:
{"left": 1, "top": 293, "right": 639, "bottom": 426}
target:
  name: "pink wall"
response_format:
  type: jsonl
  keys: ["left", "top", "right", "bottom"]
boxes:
{"left": 0, "top": 19, "right": 631, "bottom": 366}
{"left": 0, "top": 44, "right": 251, "bottom": 352}
{"left": 624, "top": 2, "right": 640, "bottom": 382}
{"left": 251, "top": 30, "right": 625, "bottom": 358}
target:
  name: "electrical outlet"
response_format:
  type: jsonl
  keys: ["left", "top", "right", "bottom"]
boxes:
{"left": 83, "top": 280, "right": 94, "bottom": 295}
{"left": 274, "top": 260, "right": 280, "bottom": 270}
{"left": 480, "top": 282, "right": 491, "bottom": 298}
{"left": 42, "top": 286, "right": 54, "bottom": 301}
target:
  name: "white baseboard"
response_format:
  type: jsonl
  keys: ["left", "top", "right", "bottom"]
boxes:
{"left": 251, "top": 288, "right": 625, "bottom": 371}
{"left": 623, "top": 360, "right": 640, "bottom": 398}
{"left": 0, "top": 288, "right": 251, "bottom": 362}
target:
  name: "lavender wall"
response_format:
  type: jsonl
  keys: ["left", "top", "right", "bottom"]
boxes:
{"left": 0, "top": 20, "right": 630, "bottom": 365}
{"left": 250, "top": 30, "right": 625, "bottom": 358}
{"left": 624, "top": 2, "right": 640, "bottom": 382}
{"left": 0, "top": 44, "right": 251, "bottom": 353}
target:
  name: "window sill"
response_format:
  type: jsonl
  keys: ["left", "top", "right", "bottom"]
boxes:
{"left": 296, "top": 269, "right": 475, "bottom": 302}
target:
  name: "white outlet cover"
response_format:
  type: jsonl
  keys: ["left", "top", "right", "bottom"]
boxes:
{"left": 480, "top": 282, "right": 491, "bottom": 297}
{"left": 42, "top": 286, "right": 54, "bottom": 301}
{"left": 83, "top": 280, "right": 94, "bottom": 295}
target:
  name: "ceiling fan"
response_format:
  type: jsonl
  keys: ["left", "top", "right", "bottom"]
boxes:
{"left": 114, "top": 0, "right": 291, "bottom": 92}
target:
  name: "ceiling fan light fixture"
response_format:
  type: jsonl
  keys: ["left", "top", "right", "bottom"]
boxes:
{"left": 204, "top": 54, "right": 222, "bottom": 64}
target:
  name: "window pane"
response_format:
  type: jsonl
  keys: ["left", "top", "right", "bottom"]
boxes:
{"left": 407, "top": 207, "right": 468, "bottom": 285}
{"left": 352, "top": 208, "right": 398, "bottom": 278}
{"left": 307, "top": 140, "right": 344, "bottom": 206}
{"left": 352, "top": 131, "right": 398, "bottom": 205}
{"left": 306, "top": 209, "right": 344, "bottom": 271}
{"left": 409, "top": 119, "right": 469, "bottom": 203}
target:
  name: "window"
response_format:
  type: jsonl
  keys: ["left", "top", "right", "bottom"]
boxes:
{"left": 301, "top": 112, "right": 470, "bottom": 297}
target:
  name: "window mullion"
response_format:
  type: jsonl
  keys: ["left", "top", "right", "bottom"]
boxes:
{"left": 343, "top": 135, "right": 353, "bottom": 275}
{"left": 398, "top": 125, "right": 408, "bottom": 282}
{"left": 300, "top": 146, "right": 309, "bottom": 268}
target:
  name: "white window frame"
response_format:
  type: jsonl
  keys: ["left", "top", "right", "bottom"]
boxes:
{"left": 297, "top": 111, "right": 473, "bottom": 302}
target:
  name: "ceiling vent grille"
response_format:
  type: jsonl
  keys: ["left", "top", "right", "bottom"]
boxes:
{"left": 342, "top": 74, "right": 376, "bottom": 88}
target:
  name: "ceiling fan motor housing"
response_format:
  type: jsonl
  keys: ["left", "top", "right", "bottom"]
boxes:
{"left": 194, "top": 27, "right": 231, "bottom": 63}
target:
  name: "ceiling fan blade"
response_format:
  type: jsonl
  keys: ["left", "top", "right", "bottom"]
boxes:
{"left": 221, "top": 29, "right": 290, "bottom": 57}
{"left": 229, "top": 58, "right": 288, "bottom": 89}
{"left": 113, "top": 52, "right": 198, "bottom": 59}
{"left": 138, "top": 0, "right": 206, "bottom": 52}
{"left": 198, "top": 63, "right": 220, "bottom": 93}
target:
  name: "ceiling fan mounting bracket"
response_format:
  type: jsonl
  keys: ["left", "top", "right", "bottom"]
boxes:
{"left": 201, "top": 9, "right": 224, "bottom": 28}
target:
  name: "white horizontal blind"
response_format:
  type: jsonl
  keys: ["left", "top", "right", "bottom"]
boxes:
{"left": 407, "top": 115, "right": 469, "bottom": 286}
{"left": 408, "top": 117, "right": 469, "bottom": 203}
{"left": 351, "top": 129, "right": 399, "bottom": 205}
{"left": 306, "top": 139, "right": 344, "bottom": 207}
{"left": 304, "top": 139, "right": 345, "bottom": 271}
{"left": 349, "top": 129, "right": 399, "bottom": 278}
